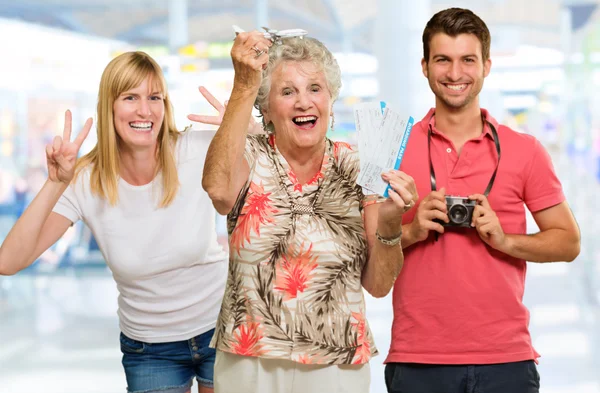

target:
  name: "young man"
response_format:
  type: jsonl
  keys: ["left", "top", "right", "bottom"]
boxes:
{"left": 384, "top": 8, "right": 581, "bottom": 393}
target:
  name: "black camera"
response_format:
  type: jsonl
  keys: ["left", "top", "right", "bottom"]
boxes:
{"left": 441, "top": 196, "right": 476, "bottom": 228}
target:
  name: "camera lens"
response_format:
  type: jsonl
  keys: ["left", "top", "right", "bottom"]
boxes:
{"left": 448, "top": 204, "right": 468, "bottom": 224}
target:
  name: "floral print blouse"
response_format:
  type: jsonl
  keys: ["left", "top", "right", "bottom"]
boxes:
{"left": 210, "top": 134, "right": 378, "bottom": 365}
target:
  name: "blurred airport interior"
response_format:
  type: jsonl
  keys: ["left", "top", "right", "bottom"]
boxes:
{"left": 0, "top": 1, "right": 599, "bottom": 392}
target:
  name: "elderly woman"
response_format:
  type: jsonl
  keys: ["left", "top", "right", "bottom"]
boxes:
{"left": 200, "top": 32, "right": 417, "bottom": 393}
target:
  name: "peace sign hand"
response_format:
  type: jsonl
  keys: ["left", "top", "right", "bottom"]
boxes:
{"left": 45, "top": 110, "right": 93, "bottom": 184}
{"left": 187, "top": 86, "right": 263, "bottom": 134}
{"left": 187, "top": 86, "right": 226, "bottom": 126}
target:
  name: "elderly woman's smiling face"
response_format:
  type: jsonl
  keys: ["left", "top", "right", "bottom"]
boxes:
{"left": 263, "top": 60, "right": 332, "bottom": 151}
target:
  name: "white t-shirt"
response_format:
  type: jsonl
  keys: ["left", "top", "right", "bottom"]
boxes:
{"left": 53, "top": 130, "right": 228, "bottom": 343}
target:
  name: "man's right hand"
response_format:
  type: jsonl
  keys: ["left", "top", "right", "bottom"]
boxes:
{"left": 407, "top": 187, "right": 449, "bottom": 242}
{"left": 45, "top": 110, "right": 93, "bottom": 185}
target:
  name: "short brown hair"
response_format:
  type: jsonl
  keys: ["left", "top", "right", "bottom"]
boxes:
{"left": 422, "top": 8, "right": 491, "bottom": 63}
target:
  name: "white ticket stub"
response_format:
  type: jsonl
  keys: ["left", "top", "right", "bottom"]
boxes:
{"left": 353, "top": 101, "right": 385, "bottom": 166}
{"left": 354, "top": 103, "right": 414, "bottom": 197}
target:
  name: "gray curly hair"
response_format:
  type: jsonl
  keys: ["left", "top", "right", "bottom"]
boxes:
{"left": 254, "top": 37, "right": 342, "bottom": 115}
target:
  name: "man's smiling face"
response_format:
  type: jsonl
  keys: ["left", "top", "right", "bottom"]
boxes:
{"left": 422, "top": 33, "right": 491, "bottom": 112}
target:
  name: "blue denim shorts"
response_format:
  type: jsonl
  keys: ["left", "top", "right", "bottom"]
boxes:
{"left": 120, "top": 328, "right": 216, "bottom": 393}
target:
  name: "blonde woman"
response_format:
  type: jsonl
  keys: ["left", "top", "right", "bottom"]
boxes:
{"left": 0, "top": 52, "right": 227, "bottom": 393}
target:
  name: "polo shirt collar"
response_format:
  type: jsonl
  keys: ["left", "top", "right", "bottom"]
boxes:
{"left": 422, "top": 108, "right": 498, "bottom": 140}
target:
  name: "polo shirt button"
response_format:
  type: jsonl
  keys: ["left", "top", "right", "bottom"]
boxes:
{"left": 446, "top": 148, "right": 452, "bottom": 153}
{"left": 192, "top": 346, "right": 198, "bottom": 351}
{"left": 194, "top": 354, "right": 200, "bottom": 359}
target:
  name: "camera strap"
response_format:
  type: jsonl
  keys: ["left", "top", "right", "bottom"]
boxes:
{"left": 428, "top": 118, "right": 501, "bottom": 197}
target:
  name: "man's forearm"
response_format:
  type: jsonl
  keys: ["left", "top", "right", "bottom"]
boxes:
{"left": 502, "top": 229, "right": 580, "bottom": 262}
{"left": 400, "top": 222, "right": 420, "bottom": 249}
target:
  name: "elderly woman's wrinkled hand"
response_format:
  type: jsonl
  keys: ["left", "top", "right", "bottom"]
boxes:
{"left": 378, "top": 170, "right": 418, "bottom": 225}
{"left": 231, "top": 31, "right": 273, "bottom": 92}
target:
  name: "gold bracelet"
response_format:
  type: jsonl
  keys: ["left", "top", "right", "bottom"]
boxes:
{"left": 375, "top": 229, "right": 402, "bottom": 246}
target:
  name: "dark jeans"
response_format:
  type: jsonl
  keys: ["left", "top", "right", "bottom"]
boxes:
{"left": 120, "top": 329, "right": 216, "bottom": 393}
{"left": 385, "top": 360, "right": 540, "bottom": 393}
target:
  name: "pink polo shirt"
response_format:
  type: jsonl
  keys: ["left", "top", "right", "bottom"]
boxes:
{"left": 385, "top": 108, "right": 565, "bottom": 365}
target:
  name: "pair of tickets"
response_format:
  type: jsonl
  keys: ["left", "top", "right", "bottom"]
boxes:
{"left": 353, "top": 102, "right": 414, "bottom": 197}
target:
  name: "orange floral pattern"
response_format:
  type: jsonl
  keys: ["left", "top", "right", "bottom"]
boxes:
{"left": 333, "top": 141, "right": 353, "bottom": 161}
{"left": 229, "top": 181, "right": 278, "bottom": 255}
{"left": 230, "top": 318, "right": 265, "bottom": 357}
{"left": 211, "top": 134, "right": 378, "bottom": 365}
{"left": 351, "top": 312, "right": 371, "bottom": 364}
{"left": 274, "top": 243, "right": 318, "bottom": 301}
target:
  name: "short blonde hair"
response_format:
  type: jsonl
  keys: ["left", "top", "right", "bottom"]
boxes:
{"left": 254, "top": 37, "right": 341, "bottom": 113}
{"left": 75, "top": 51, "right": 180, "bottom": 207}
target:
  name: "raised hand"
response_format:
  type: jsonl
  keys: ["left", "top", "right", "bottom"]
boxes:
{"left": 187, "top": 86, "right": 263, "bottom": 134}
{"left": 231, "top": 31, "right": 272, "bottom": 92}
{"left": 45, "top": 110, "right": 93, "bottom": 184}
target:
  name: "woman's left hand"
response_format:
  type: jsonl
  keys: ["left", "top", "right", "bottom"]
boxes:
{"left": 187, "top": 86, "right": 263, "bottom": 134}
{"left": 377, "top": 170, "right": 418, "bottom": 230}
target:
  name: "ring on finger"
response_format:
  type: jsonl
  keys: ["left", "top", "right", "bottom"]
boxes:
{"left": 252, "top": 46, "right": 264, "bottom": 58}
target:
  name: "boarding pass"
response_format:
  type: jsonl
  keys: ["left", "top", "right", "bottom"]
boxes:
{"left": 354, "top": 102, "right": 414, "bottom": 197}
